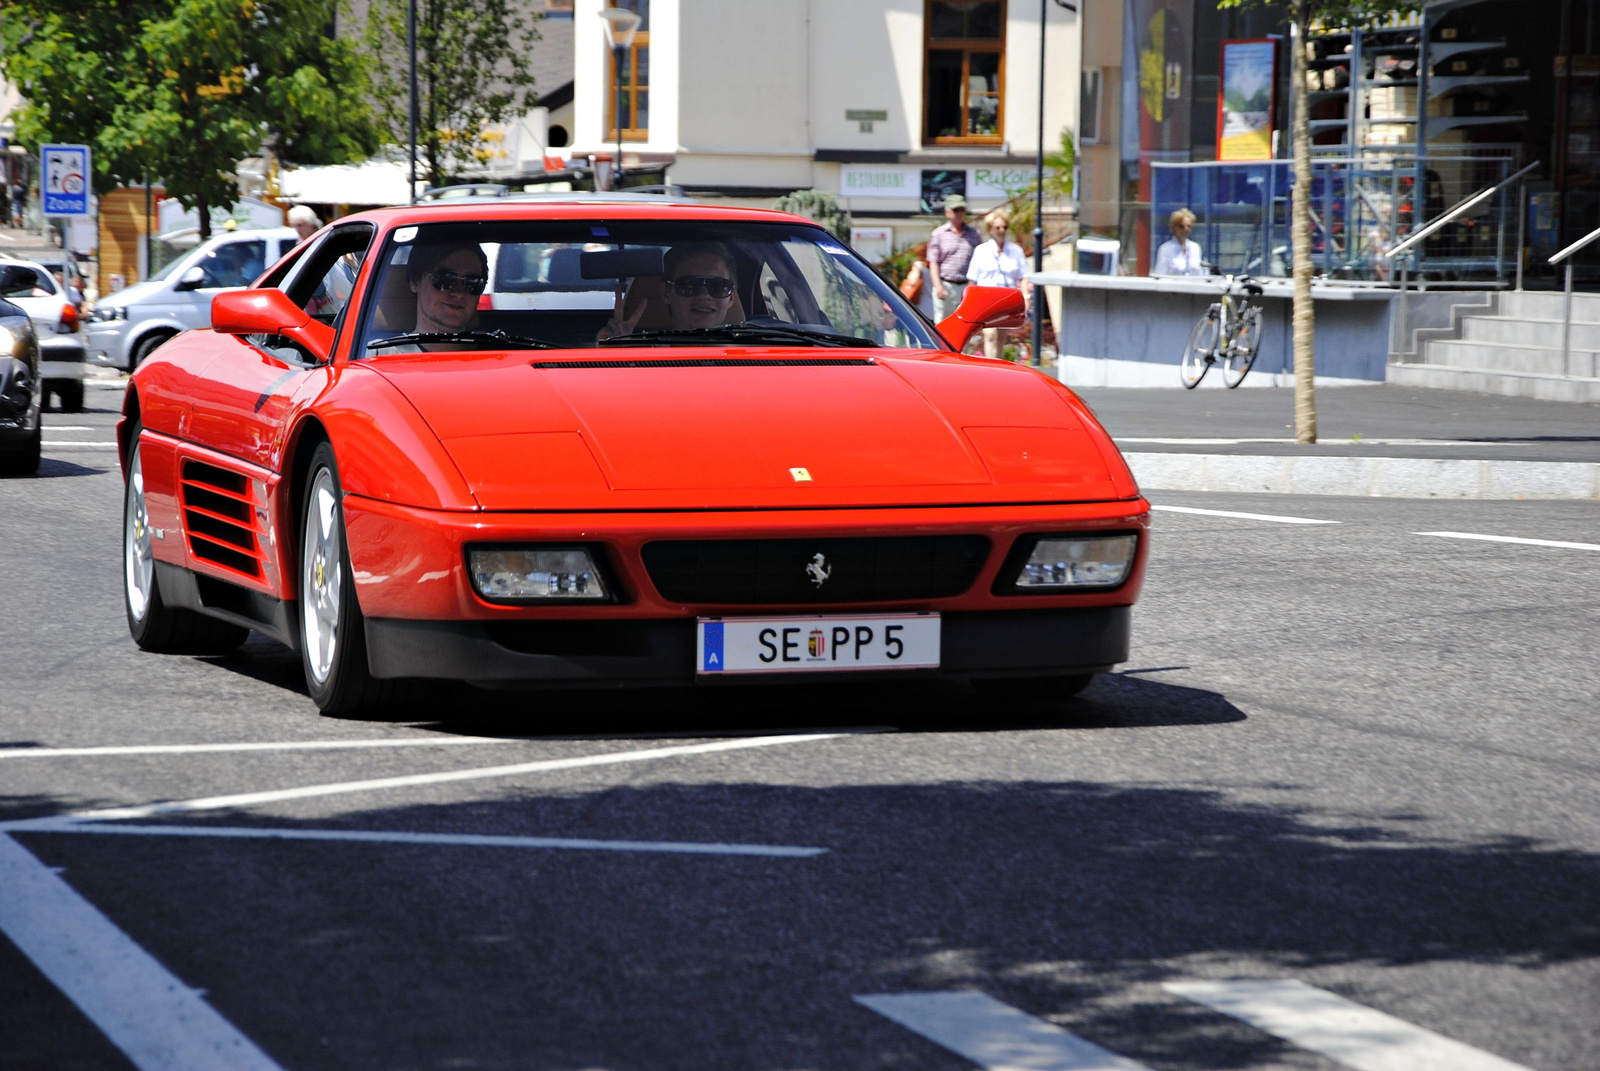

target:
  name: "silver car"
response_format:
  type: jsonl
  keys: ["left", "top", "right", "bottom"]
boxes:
{"left": 0, "top": 257, "right": 89, "bottom": 412}
{"left": 87, "top": 227, "right": 300, "bottom": 371}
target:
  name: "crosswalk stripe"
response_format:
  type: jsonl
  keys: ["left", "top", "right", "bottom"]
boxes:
{"left": 855, "top": 992, "right": 1152, "bottom": 1071}
{"left": 1164, "top": 979, "right": 1534, "bottom": 1071}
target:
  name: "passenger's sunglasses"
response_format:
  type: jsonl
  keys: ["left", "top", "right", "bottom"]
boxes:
{"left": 428, "top": 270, "right": 488, "bottom": 295}
{"left": 670, "top": 275, "right": 735, "bottom": 299}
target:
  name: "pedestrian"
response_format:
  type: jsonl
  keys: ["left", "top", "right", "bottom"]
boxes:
{"left": 927, "top": 193, "right": 981, "bottom": 321}
{"left": 288, "top": 204, "right": 321, "bottom": 243}
{"left": 967, "top": 209, "right": 1029, "bottom": 360}
{"left": 1154, "top": 208, "right": 1207, "bottom": 276}
{"left": 10, "top": 182, "right": 25, "bottom": 229}
{"left": 898, "top": 242, "right": 936, "bottom": 321}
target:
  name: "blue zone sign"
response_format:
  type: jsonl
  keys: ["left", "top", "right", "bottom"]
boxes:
{"left": 41, "top": 144, "right": 91, "bottom": 217}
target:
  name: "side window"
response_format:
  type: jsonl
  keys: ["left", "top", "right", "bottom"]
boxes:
{"left": 199, "top": 240, "right": 267, "bottom": 288}
{"left": 286, "top": 225, "right": 376, "bottom": 326}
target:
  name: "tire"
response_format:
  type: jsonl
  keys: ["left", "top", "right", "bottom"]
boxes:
{"left": 129, "top": 332, "right": 173, "bottom": 371}
{"left": 124, "top": 428, "right": 249, "bottom": 654}
{"left": 1181, "top": 308, "right": 1220, "bottom": 389}
{"left": 973, "top": 673, "right": 1096, "bottom": 702}
{"left": 1222, "top": 305, "right": 1263, "bottom": 388}
{"left": 53, "top": 380, "right": 84, "bottom": 413}
{"left": 299, "top": 442, "right": 394, "bottom": 716}
{"left": 0, "top": 420, "right": 41, "bottom": 476}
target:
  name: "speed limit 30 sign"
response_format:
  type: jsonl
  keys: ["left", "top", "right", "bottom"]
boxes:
{"left": 41, "top": 144, "right": 91, "bottom": 217}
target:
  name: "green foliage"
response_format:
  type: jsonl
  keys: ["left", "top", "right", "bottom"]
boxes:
{"left": 877, "top": 242, "right": 922, "bottom": 286}
{"left": 1217, "top": 0, "right": 1422, "bottom": 27}
{"left": 0, "top": 0, "right": 379, "bottom": 235}
{"left": 359, "top": 0, "right": 540, "bottom": 186}
{"left": 772, "top": 189, "right": 853, "bottom": 242}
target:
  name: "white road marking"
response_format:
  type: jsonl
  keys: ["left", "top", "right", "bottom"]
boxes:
{"left": 0, "top": 833, "right": 285, "bottom": 1071}
{"left": 56, "top": 733, "right": 847, "bottom": 822}
{"left": 1120, "top": 437, "right": 1517, "bottom": 447}
{"left": 1150, "top": 504, "right": 1340, "bottom": 525}
{"left": 1164, "top": 979, "right": 1533, "bottom": 1071}
{"left": 40, "top": 424, "right": 97, "bottom": 431}
{"left": 855, "top": 992, "right": 1152, "bottom": 1071}
{"left": 43, "top": 441, "right": 119, "bottom": 447}
{"left": 1418, "top": 530, "right": 1600, "bottom": 552}
{"left": 12, "top": 819, "right": 826, "bottom": 858}
{"left": 0, "top": 736, "right": 543, "bottom": 759}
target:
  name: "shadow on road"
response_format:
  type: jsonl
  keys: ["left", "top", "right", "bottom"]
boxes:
{"left": 9, "top": 770, "right": 1597, "bottom": 1070}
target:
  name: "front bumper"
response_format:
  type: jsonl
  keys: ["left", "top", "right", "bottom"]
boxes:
{"left": 85, "top": 321, "right": 130, "bottom": 370}
{"left": 364, "top": 607, "right": 1132, "bottom": 687}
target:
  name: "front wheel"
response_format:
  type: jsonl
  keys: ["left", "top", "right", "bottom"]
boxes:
{"left": 1222, "top": 305, "right": 1263, "bottom": 388}
{"left": 299, "top": 442, "right": 393, "bottom": 716}
{"left": 1181, "top": 308, "right": 1221, "bottom": 389}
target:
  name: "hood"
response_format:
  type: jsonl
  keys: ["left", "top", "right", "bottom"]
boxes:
{"left": 99, "top": 279, "right": 168, "bottom": 309}
{"left": 370, "top": 350, "right": 1135, "bottom": 510}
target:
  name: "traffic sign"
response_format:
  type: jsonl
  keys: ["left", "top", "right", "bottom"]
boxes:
{"left": 41, "top": 143, "right": 91, "bottom": 217}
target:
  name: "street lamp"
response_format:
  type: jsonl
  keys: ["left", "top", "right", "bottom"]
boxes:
{"left": 1033, "top": 0, "right": 1077, "bottom": 365}
{"left": 598, "top": 6, "right": 642, "bottom": 192}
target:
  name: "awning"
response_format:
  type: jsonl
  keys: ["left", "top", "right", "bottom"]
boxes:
{"left": 279, "top": 159, "right": 414, "bottom": 206}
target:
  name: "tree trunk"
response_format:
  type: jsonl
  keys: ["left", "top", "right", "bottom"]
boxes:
{"left": 197, "top": 191, "right": 211, "bottom": 241}
{"left": 1290, "top": 0, "right": 1317, "bottom": 444}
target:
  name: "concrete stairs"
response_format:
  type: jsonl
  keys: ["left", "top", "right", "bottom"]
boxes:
{"left": 1388, "top": 291, "right": 1600, "bottom": 403}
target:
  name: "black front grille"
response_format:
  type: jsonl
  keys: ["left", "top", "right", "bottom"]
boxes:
{"left": 642, "top": 536, "right": 991, "bottom": 605}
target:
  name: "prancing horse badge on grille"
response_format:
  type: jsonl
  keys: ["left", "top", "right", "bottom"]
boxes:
{"left": 806, "top": 553, "right": 832, "bottom": 588}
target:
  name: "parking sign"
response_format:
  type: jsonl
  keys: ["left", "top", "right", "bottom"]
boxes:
{"left": 41, "top": 144, "right": 91, "bottom": 217}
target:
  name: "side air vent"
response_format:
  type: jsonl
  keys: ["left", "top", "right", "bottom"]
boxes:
{"left": 180, "top": 459, "right": 264, "bottom": 579}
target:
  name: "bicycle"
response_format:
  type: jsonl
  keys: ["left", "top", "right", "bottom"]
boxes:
{"left": 1180, "top": 271, "right": 1265, "bottom": 389}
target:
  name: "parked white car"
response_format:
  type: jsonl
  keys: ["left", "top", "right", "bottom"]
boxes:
{"left": 87, "top": 227, "right": 301, "bottom": 371}
{"left": 0, "top": 257, "right": 89, "bottom": 412}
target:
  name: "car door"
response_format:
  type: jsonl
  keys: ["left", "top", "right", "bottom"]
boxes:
{"left": 185, "top": 224, "right": 375, "bottom": 471}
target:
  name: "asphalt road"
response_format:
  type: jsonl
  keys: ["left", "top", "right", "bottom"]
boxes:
{"left": 2, "top": 382, "right": 1598, "bottom": 1070}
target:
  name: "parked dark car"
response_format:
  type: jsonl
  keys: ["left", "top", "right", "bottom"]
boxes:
{"left": 0, "top": 264, "right": 44, "bottom": 476}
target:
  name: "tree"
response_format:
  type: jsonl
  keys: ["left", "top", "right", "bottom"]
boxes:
{"left": 772, "top": 189, "right": 853, "bottom": 242}
{"left": 359, "top": 0, "right": 540, "bottom": 187}
{"left": 1219, "top": 0, "right": 1420, "bottom": 444}
{"left": 0, "top": 0, "right": 379, "bottom": 238}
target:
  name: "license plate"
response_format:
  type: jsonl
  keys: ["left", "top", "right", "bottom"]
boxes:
{"left": 697, "top": 614, "right": 940, "bottom": 674}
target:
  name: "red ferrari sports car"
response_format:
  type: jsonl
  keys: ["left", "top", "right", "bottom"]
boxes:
{"left": 119, "top": 197, "right": 1149, "bottom": 714}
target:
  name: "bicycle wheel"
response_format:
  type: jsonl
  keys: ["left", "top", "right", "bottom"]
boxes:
{"left": 1222, "top": 305, "right": 1263, "bottom": 388}
{"left": 1181, "top": 307, "right": 1221, "bottom": 389}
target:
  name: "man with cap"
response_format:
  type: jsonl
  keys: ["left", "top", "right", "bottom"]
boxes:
{"left": 288, "top": 204, "right": 321, "bottom": 243}
{"left": 927, "top": 193, "right": 982, "bottom": 322}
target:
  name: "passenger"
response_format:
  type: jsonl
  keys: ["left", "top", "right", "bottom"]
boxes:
{"left": 598, "top": 242, "right": 738, "bottom": 340}
{"left": 1154, "top": 208, "right": 1207, "bottom": 276}
{"left": 372, "top": 243, "right": 488, "bottom": 352}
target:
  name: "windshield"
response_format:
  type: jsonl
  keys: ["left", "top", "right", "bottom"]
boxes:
{"left": 148, "top": 253, "right": 187, "bottom": 284}
{"left": 353, "top": 220, "right": 942, "bottom": 354}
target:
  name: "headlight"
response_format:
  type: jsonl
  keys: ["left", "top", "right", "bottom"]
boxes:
{"left": 0, "top": 326, "right": 13, "bottom": 356}
{"left": 468, "top": 546, "right": 611, "bottom": 602}
{"left": 1002, "top": 534, "right": 1137, "bottom": 592}
{"left": 91, "top": 306, "right": 127, "bottom": 323}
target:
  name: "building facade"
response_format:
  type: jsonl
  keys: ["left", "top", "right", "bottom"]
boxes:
{"left": 568, "top": 0, "right": 1081, "bottom": 258}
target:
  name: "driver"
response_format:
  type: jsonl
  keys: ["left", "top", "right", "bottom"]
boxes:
{"left": 371, "top": 243, "right": 491, "bottom": 353}
{"left": 598, "top": 242, "right": 737, "bottom": 339}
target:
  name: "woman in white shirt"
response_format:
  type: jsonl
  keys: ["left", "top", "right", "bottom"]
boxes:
{"left": 968, "top": 209, "right": 1029, "bottom": 360}
{"left": 1154, "top": 208, "right": 1207, "bottom": 276}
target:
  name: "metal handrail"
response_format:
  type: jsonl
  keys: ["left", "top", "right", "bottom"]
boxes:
{"left": 1385, "top": 160, "right": 1540, "bottom": 260}
{"left": 1550, "top": 223, "right": 1600, "bottom": 265}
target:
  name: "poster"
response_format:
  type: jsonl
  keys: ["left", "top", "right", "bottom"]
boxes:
{"left": 919, "top": 169, "right": 966, "bottom": 214}
{"left": 1218, "top": 39, "right": 1276, "bottom": 161}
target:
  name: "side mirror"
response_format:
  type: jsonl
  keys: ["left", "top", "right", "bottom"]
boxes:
{"left": 174, "top": 265, "right": 207, "bottom": 292}
{"left": 937, "top": 285, "right": 1029, "bottom": 351}
{"left": 212, "top": 288, "right": 334, "bottom": 363}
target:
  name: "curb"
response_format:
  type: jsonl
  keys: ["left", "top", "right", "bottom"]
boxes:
{"left": 1124, "top": 452, "right": 1600, "bottom": 500}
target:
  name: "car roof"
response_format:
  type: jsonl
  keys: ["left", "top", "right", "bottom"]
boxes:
{"left": 333, "top": 200, "right": 818, "bottom": 230}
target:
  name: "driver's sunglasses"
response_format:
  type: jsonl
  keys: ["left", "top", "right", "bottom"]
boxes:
{"left": 670, "top": 275, "right": 735, "bottom": 299}
{"left": 428, "top": 269, "right": 488, "bottom": 295}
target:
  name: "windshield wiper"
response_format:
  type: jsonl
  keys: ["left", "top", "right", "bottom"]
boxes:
{"left": 367, "top": 329, "right": 559, "bottom": 351}
{"left": 598, "top": 322, "right": 879, "bottom": 349}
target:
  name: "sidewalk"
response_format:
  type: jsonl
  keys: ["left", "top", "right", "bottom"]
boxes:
{"left": 1071, "top": 385, "right": 1600, "bottom": 500}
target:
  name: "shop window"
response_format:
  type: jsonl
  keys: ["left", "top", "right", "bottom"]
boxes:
{"left": 607, "top": 0, "right": 649, "bottom": 141}
{"left": 925, "top": 0, "right": 1006, "bottom": 144}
